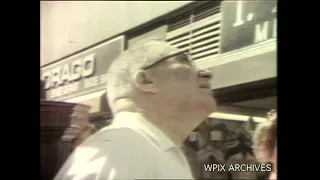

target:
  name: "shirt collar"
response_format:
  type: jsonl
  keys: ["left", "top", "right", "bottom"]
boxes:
{"left": 110, "top": 112, "right": 176, "bottom": 151}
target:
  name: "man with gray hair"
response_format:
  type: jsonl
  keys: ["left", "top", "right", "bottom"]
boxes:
{"left": 54, "top": 40, "right": 216, "bottom": 180}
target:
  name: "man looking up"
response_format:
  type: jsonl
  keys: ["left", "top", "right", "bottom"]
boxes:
{"left": 54, "top": 40, "right": 217, "bottom": 180}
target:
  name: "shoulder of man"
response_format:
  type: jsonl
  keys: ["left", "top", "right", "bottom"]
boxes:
{"left": 54, "top": 127, "right": 158, "bottom": 180}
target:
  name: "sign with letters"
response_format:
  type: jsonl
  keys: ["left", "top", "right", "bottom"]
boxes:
{"left": 220, "top": 1, "right": 277, "bottom": 53}
{"left": 41, "top": 36, "right": 125, "bottom": 101}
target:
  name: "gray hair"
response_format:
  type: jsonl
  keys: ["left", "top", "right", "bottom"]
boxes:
{"left": 252, "top": 110, "right": 277, "bottom": 163}
{"left": 106, "top": 40, "right": 179, "bottom": 113}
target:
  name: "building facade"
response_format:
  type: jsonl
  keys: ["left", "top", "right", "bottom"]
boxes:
{"left": 41, "top": 1, "right": 277, "bottom": 179}
{"left": 41, "top": 0, "right": 276, "bottom": 130}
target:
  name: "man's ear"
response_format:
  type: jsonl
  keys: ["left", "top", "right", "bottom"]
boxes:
{"left": 133, "top": 70, "right": 158, "bottom": 93}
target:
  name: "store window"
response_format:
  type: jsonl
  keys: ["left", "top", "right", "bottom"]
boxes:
{"left": 184, "top": 96, "right": 277, "bottom": 180}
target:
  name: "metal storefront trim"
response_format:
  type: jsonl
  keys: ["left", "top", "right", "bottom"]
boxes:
{"left": 194, "top": 38, "right": 277, "bottom": 70}
{"left": 65, "top": 90, "right": 106, "bottom": 104}
{"left": 214, "top": 77, "right": 277, "bottom": 100}
{"left": 208, "top": 112, "right": 267, "bottom": 123}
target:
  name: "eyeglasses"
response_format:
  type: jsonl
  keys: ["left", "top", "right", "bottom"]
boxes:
{"left": 142, "top": 49, "right": 191, "bottom": 70}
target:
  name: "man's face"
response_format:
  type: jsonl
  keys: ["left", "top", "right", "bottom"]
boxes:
{"left": 151, "top": 53, "right": 216, "bottom": 112}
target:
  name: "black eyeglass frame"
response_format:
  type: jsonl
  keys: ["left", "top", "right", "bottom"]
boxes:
{"left": 141, "top": 49, "right": 191, "bottom": 70}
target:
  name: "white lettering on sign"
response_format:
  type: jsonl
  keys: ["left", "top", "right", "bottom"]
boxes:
{"left": 82, "top": 54, "right": 95, "bottom": 77}
{"left": 42, "top": 71, "right": 51, "bottom": 89}
{"left": 254, "top": 19, "right": 277, "bottom": 43}
{"left": 42, "top": 53, "right": 96, "bottom": 90}
{"left": 61, "top": 64, "right": 70, "bottom": 85}
{"left": 70, "top": 59, "right": 82, "bottom": 81}
{"left": 254, "top": 21, "right": 269, "bottom": 43}
{"left": 233, "top": 1, "right": 244, "bottom": 27}
{"left": 51, "top": 67, "right": 61, "bottom": 88}
{"left": 232, "top": 1, "right": 277, "bottom": 43}
{"left": 50, "top": 82, "right": 80, "bottom": 98}
{"left": 83, "top": 72, "right": 109, "bottom": 89}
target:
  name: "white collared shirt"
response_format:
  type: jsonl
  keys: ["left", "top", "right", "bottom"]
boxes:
{"left": 54, "top": 112, "right": 194, "bottom": 180}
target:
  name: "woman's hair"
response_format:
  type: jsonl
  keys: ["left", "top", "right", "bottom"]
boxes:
{"left": 253, "top": 109, "right": 277, "bottom": 163}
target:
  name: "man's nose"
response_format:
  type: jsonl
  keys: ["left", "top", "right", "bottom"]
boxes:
{"left": 198, "top": 70, "right": 213, "bottom": 79}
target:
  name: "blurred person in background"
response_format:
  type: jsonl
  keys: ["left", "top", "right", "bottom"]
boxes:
{"left": 253, "top": 109, "right": 277, "bottom": 179}
{"left": 54, "top": 39, "right": 216, "bottom": 180}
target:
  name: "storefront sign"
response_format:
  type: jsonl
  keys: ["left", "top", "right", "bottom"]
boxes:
{"left": 41, "top": 36, "right": 125, "bottom": 101}
{"left": 220, "top": 1, "right": 277, "bottom": 53}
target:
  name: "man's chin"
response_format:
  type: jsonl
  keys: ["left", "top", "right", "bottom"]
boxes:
{"left": 185, "top": 96, "right": 217, "bottom": 112}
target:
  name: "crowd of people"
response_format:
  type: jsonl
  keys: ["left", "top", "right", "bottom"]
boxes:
{"left": 53, "top": 40, "right": 277, "bottom": 180}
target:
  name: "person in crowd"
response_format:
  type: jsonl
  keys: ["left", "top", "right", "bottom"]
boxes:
{"left": 54, "top": 40, "right": 217, "bottom": 180}
{"left": 253, "top": 109, "right": 277, "bottom": 179}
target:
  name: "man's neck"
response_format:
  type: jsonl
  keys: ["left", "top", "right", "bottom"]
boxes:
{"left": 141, "top": 108, "right": 207, "bottom": 147}
{"left": 113, "top": 98, "right": 141, "bottom": 113}
{"left": 114, "top": 98, "right": 209, "bottom": 147}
